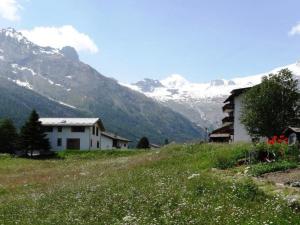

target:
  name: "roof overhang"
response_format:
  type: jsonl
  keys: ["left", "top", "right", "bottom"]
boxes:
{"left": 101, "top": 131, "right": 131, "bottom": 142}
{"left": 283, "top": 127, "right": 300, "bottom": 135}
{"left": 39, "top": 118, "right": 105, "bottom": 131}
{"left": 223, "top": 87, "right": 251, "bottom": 103}
{"left": 209, "top": 133, "right": 231, "bottom": 138}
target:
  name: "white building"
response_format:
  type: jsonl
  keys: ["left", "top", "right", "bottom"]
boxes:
{"left": 210, "top": 88, "right": 252, "bottom": 142}
{"left": 101, "top": 132, "right": 131, "bottom": 149}
{"left": 39, "top": 118, "right": 130, "bottom": 151}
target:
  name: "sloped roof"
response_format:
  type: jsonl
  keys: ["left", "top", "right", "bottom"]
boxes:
{"left": 210, "top": 124, "right": 233, "bottom": 135}
{"left": 283, "top": 127, "right": 300, "bottom": 134}
{"left": 101, "top": 131, "right": 131, "bottom": 142}
{"left": 223, "top": 87, "right": 251, "bottom": 103}
{"left": 39, "top": 118, "right": 105, "bottom": 130}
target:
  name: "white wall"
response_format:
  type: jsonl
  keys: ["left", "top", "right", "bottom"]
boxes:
{"left": 233, "top": 94, "right": 252, "bottom": 142}
{"left": 45, "top": 125, "right": 101, "bottom": 151}
{"left": 100, "top": 135, "right": 113, "bottom": 150}
{"left": 117, "top": 140, "right": 129, "bottom": 149}
{"left": 89, "top": 124, "right": 101, "bottom": 150}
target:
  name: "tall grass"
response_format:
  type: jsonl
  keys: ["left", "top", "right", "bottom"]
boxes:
{"left": 0, "top": 144, "right": 299, "bottom": 224}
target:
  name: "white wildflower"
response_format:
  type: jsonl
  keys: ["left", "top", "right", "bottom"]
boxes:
{"left": 188, "top": 173, "right": 200, "bottom": 179}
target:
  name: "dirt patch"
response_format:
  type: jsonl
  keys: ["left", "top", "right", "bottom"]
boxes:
{"left": 260, "top": 168, "right": 300, "bottom": 185}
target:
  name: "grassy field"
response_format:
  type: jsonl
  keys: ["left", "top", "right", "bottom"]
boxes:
{"left": 0, "top": 144, "right": 299, "bottom": 224}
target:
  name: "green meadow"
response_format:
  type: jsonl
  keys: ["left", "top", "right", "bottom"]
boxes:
{"left": 0, "top": 143, "right": 299, "bottom": 225}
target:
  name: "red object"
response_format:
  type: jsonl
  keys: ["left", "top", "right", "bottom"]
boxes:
{"left": 267, "top": 134, "right": 288, "bottom": 145}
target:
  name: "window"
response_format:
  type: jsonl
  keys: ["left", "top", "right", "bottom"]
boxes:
{"left": 97, "top": 141, "right": 99, "bottom": 148}
{"left": 57, "top": 138, "right": 62, "bottom": 146}
{"left": 58, "top": 127, "right": 62, "bottom": 132}
{"left": 124, "top": 144, "right": 126, "bottom": 147}
{"left": 92, "top": 126, "right": 95, "bottom": 135}
{"left": 96, "top": 128, "right": 99, "bottom": 136}
{"left": 43, "top": 126, "right": 53, "bottom": 132}
{"left": 71, "top": 126, "right": 85, "bottom": 132}
{"left": 90, "top": 139, "right": 93, "bottom": 147}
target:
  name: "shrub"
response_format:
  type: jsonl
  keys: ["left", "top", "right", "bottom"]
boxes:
{"left": 136, "top": 137, "right": 150, "bottom": 149}
{"left": 286, "top": 145, "right": 300, "bottom": 162}
{"left": 250, "top": 142, "right": 288, "bottom": 162}
{"left": 249, "top": 161, "right": 298, "bottom": 176}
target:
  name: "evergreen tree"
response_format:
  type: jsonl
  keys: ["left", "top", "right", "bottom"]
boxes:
{"left": 241, "top": 69, "right": 300, "bottom": 138}
{"left": 137, "top": 137, "right": 150, "bottom": 149}
{"left": 0, "top": 119, "right": 18, "bottom": 154}
{"left": 164, "top": 138, "right": 169, "bottom": 145}
{"left": 19, "top": 110, "right": 50, "bottom": 157}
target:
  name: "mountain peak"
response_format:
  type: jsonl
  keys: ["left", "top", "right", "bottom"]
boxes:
{"left": 0, "top": 27, "right": 29, "bottom": 44}
{"left": 161, "top": 74, "right": 189, "bottom": 88}
{"left": 61, "top": 46, "right": 79, "bottom": 61}
{"left": 132, "top": 78, "right": 164, "bottom": 92}
{"left": 210, "top": 79, "right": 225, "bottom": 86}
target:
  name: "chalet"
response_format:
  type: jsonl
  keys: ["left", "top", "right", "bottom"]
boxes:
{"left": 101, "top": 131, "right": 131, "bottom": 149}
{"left": 283, "top": 127, "right": 300, "bottom": 145}
{"left": 39, "top": 118, "right": 130, "bottom": 150}
{"left": 209, "top": 87, "right": 252, "bottom": 142}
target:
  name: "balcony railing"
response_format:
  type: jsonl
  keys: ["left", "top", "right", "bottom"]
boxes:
{"left": 222, "top": 103, "right": 234, "bottom": 113}
{"left": 222, "top": 116, "right": 234, "bottom": 124}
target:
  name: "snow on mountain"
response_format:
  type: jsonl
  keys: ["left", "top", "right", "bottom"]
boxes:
{"left": 1, "top": 28, "right": 32, "bottom": 45}
{"left": 0, "top": 27, "right": 205, "bottom": 144}
{"left": 122, "top": 60, "right": 300, "bottom": 130}
{"left": 125, "top": 61, "right": 300, "bottom": 102}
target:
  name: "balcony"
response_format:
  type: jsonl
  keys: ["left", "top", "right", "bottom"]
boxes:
{"left": 222, "top": 103, "right": 234, "bottom": 113}
{"left": 222, "top": 116, "right": 234, "bottom": 126}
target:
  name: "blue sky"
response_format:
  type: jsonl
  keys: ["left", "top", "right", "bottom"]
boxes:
{"left": 1, "top": 0, "right": 300, "bottom": 83}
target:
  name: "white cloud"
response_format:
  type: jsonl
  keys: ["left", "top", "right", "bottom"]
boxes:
{"left": 21, "top": 25, "right": 99, "bottom": 53}
{"left": 0, "top": 0, "right": 21, "bottom": 21}
{"left": 289, "top": 22, "right": 300, "bottom": 36}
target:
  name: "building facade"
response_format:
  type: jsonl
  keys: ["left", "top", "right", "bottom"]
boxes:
{"left": 209, "top": 88, "right": 252, "bottom": 142}
{"left": 101, "top": 131, "right": 131, "bottom": 149}
{"left": 40, "top": 118, "right": 131, "bottom": 151}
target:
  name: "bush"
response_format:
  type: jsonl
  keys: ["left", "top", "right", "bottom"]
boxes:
{"left": 249, "top": 161, "right": 298, "bottom": 176}
{"left": 137, "top": 137, "right": 150, "bottom": 149}
{"left": 286, "top": 145, "right": 300, "bottom": 162}
{"left": 250, "top": 142, "right": 288, "bottom": 163}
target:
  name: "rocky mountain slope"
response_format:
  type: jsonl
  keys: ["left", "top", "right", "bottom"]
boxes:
{"left": 124, "top": 62, "right": 300, "bottom": 129}
{"left": 0, "top": 77, "right": 88, "bottom": 127}
{"left": 0, "top": 28, "right": 204, "bottom": 144}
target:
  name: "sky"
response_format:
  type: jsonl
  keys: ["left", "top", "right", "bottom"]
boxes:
{"left": 0, "top": 0, "right": 300, "bottom": 83}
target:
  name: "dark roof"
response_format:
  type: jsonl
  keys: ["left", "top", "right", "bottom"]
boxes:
{"left": 223, "top": 87, "right": 251, "bottom": 103}
{"left": 210, "top": 124, "right": 233, "bottom": 135}
{"left": 283, "top": 127, "right": 300, "bottom": 135}
{"left": 101, "top": 131, "right": 131, "bottom": 142}
{"left": 222, "top": 116, "right": 234, "bottom": 123}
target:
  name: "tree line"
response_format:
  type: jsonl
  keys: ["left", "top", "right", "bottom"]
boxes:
{"left": 0, "top": 110, "right": 50, "bottom": 156}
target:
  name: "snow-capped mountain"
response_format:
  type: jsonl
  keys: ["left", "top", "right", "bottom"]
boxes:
{"left": 0, "top": 27, "right": 204, "bottom": 144}
{"left": 123, "top": 61, "right": 300, "bottom": 129}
